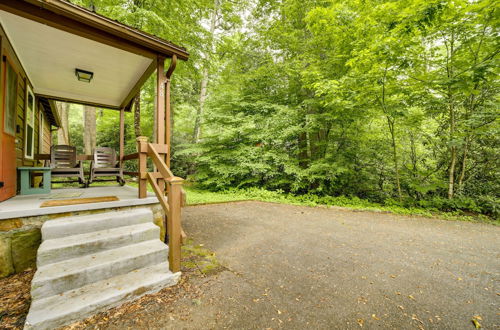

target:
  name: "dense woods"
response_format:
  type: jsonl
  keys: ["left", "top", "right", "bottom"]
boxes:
{"left": 67, "top": 0, "right": 498, "bottom": 218}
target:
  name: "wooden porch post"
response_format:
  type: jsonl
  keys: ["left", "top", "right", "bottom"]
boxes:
{"left": 165, "top": 55, "right": 177, "bottom": 168}
{"left": 156, "top": 57, "right": 166, "bottom": 146}
{"left": 119, "top": 108, "right": 125, "bottom": 164}
{"left": 166, "top": 176, "right": 183, "bottom": 272}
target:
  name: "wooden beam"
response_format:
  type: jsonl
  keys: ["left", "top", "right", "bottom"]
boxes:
{"left": 35, "top": 93, "right": 121, "bottom": 111}
{"left": 122, "top": 152, "right": 139, "bottom": 161}
{"left": 0, "top": 0, "right": 157, "bottom": 59}
{"left": 119, "top": 108, "right": 125, "bottom": 163}
{"left": 19, "top": 0, "right": 189, "bottom": 60}
{"left": 120, "top": 60, "right": 156, "bottom": 109}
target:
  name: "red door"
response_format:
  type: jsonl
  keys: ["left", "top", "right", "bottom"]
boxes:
{"left": 0, "top": 56, "right": 18, "bottom": 201}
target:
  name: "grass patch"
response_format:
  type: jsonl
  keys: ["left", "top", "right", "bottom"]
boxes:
{"left": 74, "top": 179, "right": 496, "bottom": 225}
{"left": 183, "top": 186, "right": 497, "bottom": 225}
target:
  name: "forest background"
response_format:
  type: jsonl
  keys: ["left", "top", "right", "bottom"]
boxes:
{"left": 59, "top": 0, "right": 499, "bottom": 219}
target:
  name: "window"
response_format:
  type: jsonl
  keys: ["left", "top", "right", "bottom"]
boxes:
{"left": 39, "top": 109, "right": 44, "bottom": 153}
{"left": 25, "top": 84, "right": 35, "bottom": 159}
{"left": 3, "top": 59, "right": 17, "bottom": 136}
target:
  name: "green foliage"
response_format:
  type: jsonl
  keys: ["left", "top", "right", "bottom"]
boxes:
{"left": 63, "top": 0, "right": 498, "bottom": 219}
{"left": 184, "top": 186, "right": 498, "bottom": 223}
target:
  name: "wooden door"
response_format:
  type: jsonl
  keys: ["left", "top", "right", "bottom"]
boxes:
{"left": 0, "top": 56, "right": 18, "bottom": 201}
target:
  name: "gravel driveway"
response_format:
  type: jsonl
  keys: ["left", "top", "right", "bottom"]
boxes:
{"left": 179, "top": 201, "right": 499, "bottom": 329}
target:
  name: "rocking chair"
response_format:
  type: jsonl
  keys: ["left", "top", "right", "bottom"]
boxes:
{"left": 88, "top": 147, "right": 125, "bottom": 186}
{"left": 50, "top": 145, "right": 87, "bottom": 187}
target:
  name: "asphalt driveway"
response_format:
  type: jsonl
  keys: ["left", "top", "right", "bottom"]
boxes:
{"left": 179, "top": 201, "right": 499, "bottom": 329}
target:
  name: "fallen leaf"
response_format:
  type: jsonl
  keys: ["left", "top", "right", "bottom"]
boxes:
{"left": 357, "top": 319, "right": 364, "bottom": 327}
{"left": 472, "top": 319, "right": 481, "bottom": 328}
{"left": 408, "top": 295, "right": 415, "bottom": 300}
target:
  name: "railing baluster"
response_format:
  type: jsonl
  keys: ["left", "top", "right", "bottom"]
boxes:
{"left": 136, "top": 136, "right": 148, "bottom": 199}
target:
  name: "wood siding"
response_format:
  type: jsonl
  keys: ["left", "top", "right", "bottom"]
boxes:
{"left": 1, "top": 24, "right": 47, "bottom": 173}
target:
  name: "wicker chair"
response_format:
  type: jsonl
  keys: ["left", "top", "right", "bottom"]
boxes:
{"left": 88, "top": 147, "right": 125, "bottom": 186}
{"left": 50, "top": 145, "right": 87, "bottom": 187}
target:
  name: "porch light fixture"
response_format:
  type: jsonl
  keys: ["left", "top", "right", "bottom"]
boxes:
{"left": 75, "top": 68, "right": 94, "bottom": 83}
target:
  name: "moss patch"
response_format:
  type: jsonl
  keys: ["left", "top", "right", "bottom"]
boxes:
{"left": 11, "top": 229, "right": 41, "bottom": 273}
{"left": 0, "top": 236, "right": 14, "bottom": 277}
{"left": 181, "top": 240, "right": 224, "bottom": 275}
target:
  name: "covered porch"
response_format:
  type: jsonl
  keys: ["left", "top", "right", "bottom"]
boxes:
{"left": 0, "top": 0, "right": 189, "bottom": 275}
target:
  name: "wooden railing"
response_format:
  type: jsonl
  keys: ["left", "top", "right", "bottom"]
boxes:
{"left": 135, "top": 136, "right": 183, "bottom": 273}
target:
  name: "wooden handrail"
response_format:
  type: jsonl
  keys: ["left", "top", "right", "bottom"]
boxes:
{"left": 146, "top": 172, "right": 170, "bottom": 213}
{"left": 136, "top": 136, "right": 183, "bottom": 273}
{"left": 147, "top": 142, "right": 174, "bottom": 178}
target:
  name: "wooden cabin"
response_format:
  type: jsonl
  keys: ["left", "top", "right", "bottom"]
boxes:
{"left": 0, "top": 1, "right": 189, "bottom": 327}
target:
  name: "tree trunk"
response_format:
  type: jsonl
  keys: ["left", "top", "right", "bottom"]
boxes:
{"left": 446, "top": 33, "right": 456, "bottom": 199}
{"left": 57, "top": 103, "right": 70, "bottom": 145}
{"left": 83, "top": 106, "right": 96, "bottom": 155}
{"left": 134, "top": 94, "right": 141, "bottom": 138}
{"left": 193, "top": 0, "right": 218, "bottom": 143}
{"left": 387, "top": 117, "right": 402, "bottom": 201}
{"left": 380, "top": 66, "right": 402, "bottom": 201}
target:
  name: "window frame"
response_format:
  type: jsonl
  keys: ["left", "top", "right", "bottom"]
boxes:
{"left": 24, "top": 83, "right": 35, "bottom": 159}
{"left": 3, "top": 56, "right": 18, "bottom": 137}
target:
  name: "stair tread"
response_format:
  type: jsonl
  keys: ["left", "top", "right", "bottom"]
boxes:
{"left": 41, "top": 208, "right": 153, "bottom": 239}
{"left": 26, "top": 262, "right": 179, "bottom": 329}
{"left": 34, "top": 240, "right": 167, "bottom": 282}
{"left": 43, "top": 208, "right": 151, "bottom": 228}
{"left": 39, "top": 222, "right": 158, "bottom": 252}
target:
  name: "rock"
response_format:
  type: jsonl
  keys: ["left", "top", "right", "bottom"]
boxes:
{"left": 11, "top": 228, "right": 41, "bottom": 273}
{"left": 0, "top": 235, "right": 14, "bottom": 277}
{"left": 0, "top": 218, "right": 23, "bottom": 231}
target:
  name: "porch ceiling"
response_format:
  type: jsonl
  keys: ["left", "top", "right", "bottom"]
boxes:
{"left": 0, "top": 10, "right": 153, "bottom": 109}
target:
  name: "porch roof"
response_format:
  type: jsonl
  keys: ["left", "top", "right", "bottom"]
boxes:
{"left": 0, "top": 0, "right": 189, "bottom": 110}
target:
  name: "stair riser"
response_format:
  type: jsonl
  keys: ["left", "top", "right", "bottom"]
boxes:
{"left": 42, "top": 211, "right": 153, "bottom": 240}
{"left": 31, "top": 246, "right": 168, "bottom": 299}
{"left": 37, "top": 226, "right": 160, "bottom": 267}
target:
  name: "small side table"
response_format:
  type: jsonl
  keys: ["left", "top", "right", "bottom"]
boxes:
{"left": 17, "top": 167, "right": 51, "bottom": 195}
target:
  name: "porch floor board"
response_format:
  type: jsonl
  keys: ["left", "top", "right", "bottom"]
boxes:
{"left": 0, "top": 186, "right": 158, "bottom": 220}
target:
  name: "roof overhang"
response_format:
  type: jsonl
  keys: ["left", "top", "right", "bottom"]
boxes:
{"left": 0, "top": 0, "right": 189, "bottom": 110}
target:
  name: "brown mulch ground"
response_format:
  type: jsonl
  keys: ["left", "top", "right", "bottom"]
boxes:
{"left": 0, "top": 241, "right": 223, "bottom": 330}
{"left": 0, "top": 269, "right": 35, "bottom": 329}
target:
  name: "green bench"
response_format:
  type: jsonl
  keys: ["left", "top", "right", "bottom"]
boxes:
{"left": 17, "top": 167, "right": 51, "bottom": 195}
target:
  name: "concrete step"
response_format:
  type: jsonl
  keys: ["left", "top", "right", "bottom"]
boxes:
{"left": 31, "top": 240, "right": 168, "bottom": 299}
{"left": 37, "top": 222, "right": 160, "bottom": 267}
{"left": 42, "top": 208, "right": 153, "bottom": 240}
{"left": 25, "top": 262, "right": 179, "bottom": 330}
